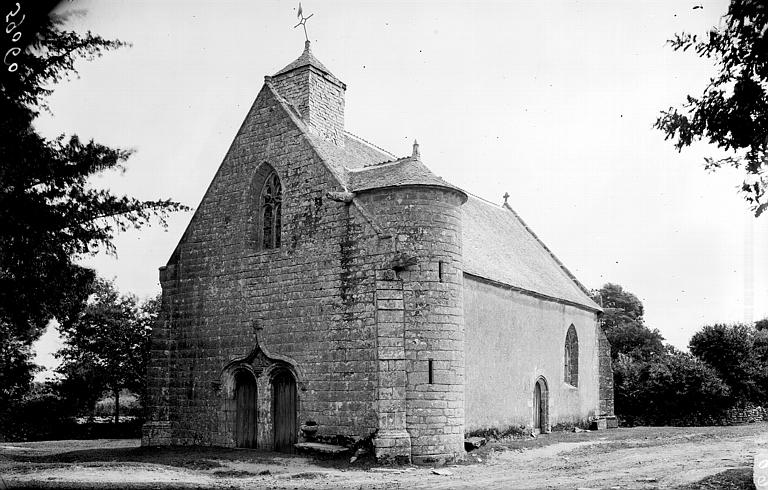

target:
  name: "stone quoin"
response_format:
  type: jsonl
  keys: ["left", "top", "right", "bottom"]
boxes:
{"left": 141, "top": 40, "right": 614, "bottom": 463}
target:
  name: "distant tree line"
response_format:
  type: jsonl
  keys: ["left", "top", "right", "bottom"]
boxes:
{"left": 1, "top": 279, "right": 157, "bottom": 441}
{"left": 592, "top": 284, "right": 768, "bottom": 426}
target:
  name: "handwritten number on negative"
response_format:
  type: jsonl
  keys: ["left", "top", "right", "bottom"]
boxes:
{"left": 4, "top": 3, "right": 23, "bottom": 72}
{"left": 6, "top": 14, "right": 24, "bottom": 33}
{"left": 6, "top": 3, "right": 20, "bottom": 23}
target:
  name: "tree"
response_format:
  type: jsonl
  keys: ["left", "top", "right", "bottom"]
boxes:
{"left": 0, "top": 326, "right": 39, "bottom": 423}
{"left": 592, "top": 283, "right": 644, "bottom": 328}
{"left": 755, "top": 317, "right": 768, "bottom": 331}
{"left": 689, "top": 323, "right": 767, "bottom": 404}
{"left": 591, "top": 283, "right": 665, "bottom": 361}
{"left": 654, "top": 0, "right": 768, "bottom": 216}
{"left": 604, "top": 322, "right": 666, "bottom": 362}
{"left": 0, "top": 13, "right": 187, "bottom": 406}
{"left": 613, "top": 348, "right": 731, "bottom": 426}
{"left": 56, "top": 279, "right": 157, "bottom": 424}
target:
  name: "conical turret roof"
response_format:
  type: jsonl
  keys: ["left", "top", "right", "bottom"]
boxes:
{"left": 274, "top": 40, "right": 338, "bottom": 81}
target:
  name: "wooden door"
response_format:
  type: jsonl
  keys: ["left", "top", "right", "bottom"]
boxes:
{"left": 235, "top": 371, "right": 257, "bottom": 448}
{"left": 272, "top": 371, "right": 297, "bottom": 453}
{"left": 533, "top": 381, "right": 542, "bottom": 432}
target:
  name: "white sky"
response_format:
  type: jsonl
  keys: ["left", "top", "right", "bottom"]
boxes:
{"left": 32, "top": 0, "right": 768, "bottom": 374}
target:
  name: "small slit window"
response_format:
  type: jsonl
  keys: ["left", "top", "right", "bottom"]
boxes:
{"left": 564, "top": 325, "right": 579, "bottom": 387}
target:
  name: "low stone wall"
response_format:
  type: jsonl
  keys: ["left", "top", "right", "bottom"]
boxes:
{"left": 722, "top": 405, "right": 766, "bottom": 424}
{"left": 669, "top": 405, "right": 766, "bottom": 427}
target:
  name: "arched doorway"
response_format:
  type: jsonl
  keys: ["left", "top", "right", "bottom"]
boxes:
{"left": 272, "top": 370, "right": 297, "bottom": 453}
{"left": 533, "top": 377, "right": 549, "bottom": 434}
{"left": 234, "top": 370, "right": 258, "bottom": 448}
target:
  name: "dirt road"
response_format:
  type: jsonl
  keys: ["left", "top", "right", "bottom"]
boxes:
{"left": 1, "top": 423, "right": 765, "bottom": 489}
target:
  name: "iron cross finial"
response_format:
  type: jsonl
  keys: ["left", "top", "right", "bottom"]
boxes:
{"left": 503, "top": 192, "right": 510, "bottom": 205}
{"left": 295, "top": 2, "right": 314, "bottom": 43}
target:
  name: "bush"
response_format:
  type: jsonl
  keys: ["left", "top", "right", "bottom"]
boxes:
{"left": 615, "top": 349, "right": 731, "bottom": 426}
{"left": 0, "top": 384, "right": 144, "bottom": 442}
{"left": 94, "top": 391, "right": 142, "bottom": 418}
{"left": 466, "top": 425, "right": 529, "bottom": 441}
{"left": 690, "top": 323, "right": 768, "bottom": 405}
{"left": 0, "top": 384, "right": 76, "bottom": 441}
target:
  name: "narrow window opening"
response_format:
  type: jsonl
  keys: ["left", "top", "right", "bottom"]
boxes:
{"left": 260, "top": 171, "right": 282, "bottom": 250}
{"left": 428, "top": 359, "right": 434, "bottom": 384}
{"left": 438, "top": 261, "right": 444, "bottom": 282}
{"left": 564, "top": 325, "right": 579, "bottom": 387}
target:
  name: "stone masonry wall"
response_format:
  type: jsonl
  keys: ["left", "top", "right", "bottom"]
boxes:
{"left": 143, "top": 84, "right": 378, "bottom": 448}
{"left": 597, "top": 324, "right": 615, "bottom": 417}
{"left": 669, "top": 404, "right": 766, "bottom": 426}
{"left": 354, "top": 187, "right": 466, "bottom": 463}
{"left": 267, "top": 66, "right": 345, "bottom": 146}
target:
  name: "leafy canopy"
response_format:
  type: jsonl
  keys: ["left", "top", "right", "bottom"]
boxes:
{"left": 591, "top": 283, "right": 665, "bottom": 361}
{"left": 655, "top": 0, "right": 768, "bottom": 216}
{"left": 613, "top": 349, "right": 731, "bottom": 426}
{"left": 0, "top": 13, "right": 187, "bottom": 408}
{"left": 689, "top": 322, "right": 768, "bottom": 404}
{"left": 0, "top": 16, "right": 186, "bottom": 344}
{"left": 56, "top": 279, "right": 158, "bottom": 422}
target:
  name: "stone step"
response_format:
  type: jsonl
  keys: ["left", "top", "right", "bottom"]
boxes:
{"left": 294, "top": 442, "right": 350, "bottom": 455}
{"left": 464, "top": 437, "right": 486, "bottom": 451}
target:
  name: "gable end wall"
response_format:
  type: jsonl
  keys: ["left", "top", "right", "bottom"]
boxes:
{"left": 144, "top": 85, "right": 379, "bottom": 447}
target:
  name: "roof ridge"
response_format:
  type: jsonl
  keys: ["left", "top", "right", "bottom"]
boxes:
{"left": 500, "top": 202, "right": 599, "bottom": 308}
{"left": 465, "top": 191, "right": 503, "bottom": 208}
{"left": 263, "top": 81, "right": 349, "bottom": 190}
{"left": 348, "top": 157, "right": 411, "bottom": 172}
{"left": 344, "top": 130, "right": 398, "bottom": 159}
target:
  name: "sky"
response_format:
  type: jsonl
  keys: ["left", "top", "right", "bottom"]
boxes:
{"left": 32, "top": 0, "right": 768, "bottom": 375}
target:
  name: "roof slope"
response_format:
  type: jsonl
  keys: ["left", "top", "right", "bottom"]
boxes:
{"left": 274, "top": 40, "right": 340, "bottom": 83}
{"left": 347, "top": 157, "right": 464, "bottom": 194}
{"left": 462, "top": 195, "right": 600, "bottom": 311}
{"left": 297, "top": 119, "right": 597, "bottom": 311}
{"left": 265, "top": 61, "right": 596, "bottom": 311}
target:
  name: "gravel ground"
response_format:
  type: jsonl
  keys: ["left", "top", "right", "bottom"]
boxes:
{"left": 0, "top": 423, "right": 765, "bottom": 489}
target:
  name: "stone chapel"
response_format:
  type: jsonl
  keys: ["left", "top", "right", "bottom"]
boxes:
{"left": 142, "top": 41, "right": 614, "bottom": 463}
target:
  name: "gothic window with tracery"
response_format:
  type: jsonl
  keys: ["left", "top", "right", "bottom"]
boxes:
{"left": 260, "top": 171, "right": 281, "bottom": 250}
{"left": 564, "top": 325, "right": 579, "bottom": 387}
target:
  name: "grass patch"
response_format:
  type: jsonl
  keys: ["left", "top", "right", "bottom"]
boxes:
{"left": 466, "top": 425, "right": 529, "bottom": 441}
{"left": 174, "top": 459, "right": 223, "bottom": 470}
{"left": 212, "top": 469, "right": 258, "bottom": 478}
{"left": 291, "top": 471, "right": 325, "bottom": 479}
{"left": 4, "top": 444, "right": 284, "bottom": 470}
{"left": 675, "top": 467, "right": 754, "bottom": 489}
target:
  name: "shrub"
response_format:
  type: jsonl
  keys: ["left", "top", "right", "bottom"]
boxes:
{"left": 615, "top": 349, "right": 731, "bottom": 426}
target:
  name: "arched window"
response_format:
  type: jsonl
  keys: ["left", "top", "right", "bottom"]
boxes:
{"left": 564, "top": 325, "right": 579, "bottom": 387}
{"left": 260, "top": 171, "right": 282, "bottom": 250}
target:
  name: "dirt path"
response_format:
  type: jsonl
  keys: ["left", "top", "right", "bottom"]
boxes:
{"left": 1, "top": 424, "right": 765, "bottom": 489}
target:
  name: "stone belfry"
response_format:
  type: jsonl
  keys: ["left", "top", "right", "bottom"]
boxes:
{"left": 266, "top": 40, "right": 346, "bottom": 146}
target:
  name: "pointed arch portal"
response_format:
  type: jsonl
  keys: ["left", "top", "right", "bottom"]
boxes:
{"left": 221, "top": 339, "right": 303, "bottom": 450}
{"left": 533, "top": 376, "right": 549, "bottom": 434}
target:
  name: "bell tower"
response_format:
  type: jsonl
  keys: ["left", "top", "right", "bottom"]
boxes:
{"left": 266, "top": 41, "right": 346, "bottom": 146}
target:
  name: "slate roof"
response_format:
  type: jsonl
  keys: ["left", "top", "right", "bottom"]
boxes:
{"left": 266, "top": 50, "right": 599, "bottom": 312}
{"left": 347, "top": 157, "right": 465, "bottom": 195}
{"left": 274, "top": 41, "right": 342, "bottom": 86}
{"left": 461, "top": 195, "right": 600, "bottom": 311}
